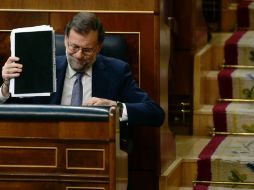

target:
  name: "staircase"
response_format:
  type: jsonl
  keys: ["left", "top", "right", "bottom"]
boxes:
{"left": 193, "top": 0, "right": 254, "bottom": 189}
{"left": 160, "top": 1, "right": 254, "bottom": 189}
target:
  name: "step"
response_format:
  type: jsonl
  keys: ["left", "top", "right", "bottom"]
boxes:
{"left": 224, "top": 30, "right": 254, "bottom": 66}
{"left": 160, "top": 134, "right": 254, "bottom": 188}
{"left": 193, "top": 105, "right": 214, "bottom": 136}
{"left": 205, "top": 70, "right": 220, "bottom": 105}
{"left": 194, "top": 101, "right": 254, "bottom": 136}
{"left": 196, "top": 135, "right": 254, "bottom": 187}
{"left": 160, "top": 136, "right": 211, "bottom": 189}
{"left": 237, "top": 0, "right": 254, "bottom": 30}
{"left": 194, "top": 184, "right": 254, "bottom": 190}
{"left": 197, "top": 59, "right": 254, "bottom": 107}
{"left": 218, "top": 68, "right": 254, "bottom": 99}
{"left": 213, "top": 102, "right": 254, "bottom": 133}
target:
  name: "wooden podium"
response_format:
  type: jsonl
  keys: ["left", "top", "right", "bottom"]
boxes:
{"left": 0, "top": 105, "right": 118, "bottom": 190}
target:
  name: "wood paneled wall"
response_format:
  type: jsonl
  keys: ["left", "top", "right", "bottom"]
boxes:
{"left": 0, "top": 11, "right": 159, "bottom": 102}
{"left": 0, "top": 0, "right": 159, "bottom": 12}
{"left": 0, "top": 0, "right": 158, "bottom": 12}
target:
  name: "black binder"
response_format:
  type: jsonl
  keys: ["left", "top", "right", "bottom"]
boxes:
{"left": 10, "top": 26, "right": 56, "bottom": 97}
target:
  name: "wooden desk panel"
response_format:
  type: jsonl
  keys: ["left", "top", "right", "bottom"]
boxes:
{"left": 0, "top": 107, "right": 118, "bottom": 190}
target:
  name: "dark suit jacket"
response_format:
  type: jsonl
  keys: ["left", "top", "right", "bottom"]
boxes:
{"left": 6, "top": 54, "right": 165, "bottom": 127}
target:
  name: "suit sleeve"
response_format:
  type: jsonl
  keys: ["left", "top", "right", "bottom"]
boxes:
{"left": 119, "top": 63, "right": 165, "bottom": 127}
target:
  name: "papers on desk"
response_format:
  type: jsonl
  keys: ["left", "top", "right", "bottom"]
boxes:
{"left": 9, "top": 25, "right": 56, "bottom": 97}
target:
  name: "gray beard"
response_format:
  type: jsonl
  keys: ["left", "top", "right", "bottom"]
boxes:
{"left": 66, "top": 53, "right": 87, "bottom": 72}
{"left": 66, "top": 52, "right": 95, "bottom": 73}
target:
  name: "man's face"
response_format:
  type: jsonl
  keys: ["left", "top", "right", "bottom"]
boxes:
{"left": 64, "top": 29, "right": 101, "bottom": 72}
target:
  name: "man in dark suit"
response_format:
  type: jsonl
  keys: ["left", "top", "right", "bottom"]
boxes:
{"left": 0, "top": 12, "right": 164, "bottom": 127}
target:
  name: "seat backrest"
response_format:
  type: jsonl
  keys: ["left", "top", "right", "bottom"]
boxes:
{"left": 55, "top": 34, "right": 128, "bottom": 62}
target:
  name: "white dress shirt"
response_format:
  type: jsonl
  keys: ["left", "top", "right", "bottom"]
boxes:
{"left": 61, "top": 63, "right": 92, "bottom": 105}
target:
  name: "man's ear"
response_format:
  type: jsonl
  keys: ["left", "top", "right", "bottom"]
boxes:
{"left": 96, "top": 43, "right": 103, "bottom": 53}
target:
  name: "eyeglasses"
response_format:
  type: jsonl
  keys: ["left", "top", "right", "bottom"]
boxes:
{"left": 67, "top": 40, "right": 98, "bottom": 55}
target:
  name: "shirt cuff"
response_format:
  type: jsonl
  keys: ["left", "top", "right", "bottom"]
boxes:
{"left": 0, "top": 86, "right": 10, "bottom": 103}
{"left": 120, "top": 103, "right": 128, "bottom": 121}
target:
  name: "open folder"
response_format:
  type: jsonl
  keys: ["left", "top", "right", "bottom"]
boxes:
{"left": 9, "top": 25, "right": 56, "bottom": 97}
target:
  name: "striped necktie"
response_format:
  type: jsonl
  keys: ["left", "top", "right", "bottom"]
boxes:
{"left": 71, "top": 72, "right": 83, "bottom": 106}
